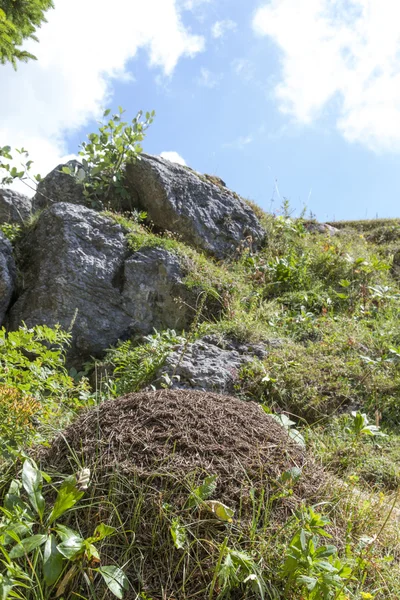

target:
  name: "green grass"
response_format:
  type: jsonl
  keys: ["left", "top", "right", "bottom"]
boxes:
{"left": 2, "top": 204, "right": 400, "bottom": 599}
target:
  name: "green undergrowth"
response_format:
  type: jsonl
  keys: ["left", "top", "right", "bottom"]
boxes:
{"left": 105, "top": 209, "right": 252, "bottom": 297}
{"left": 1, "top": 201, "right": 400, "bottom": 598}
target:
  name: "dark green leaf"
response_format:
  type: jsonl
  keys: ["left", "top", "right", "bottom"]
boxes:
{"left": 22, "top": 460, "right": 45, "bottom": 518}
{"left": 57, "top": 534, "right": 85, "bottom": 559}
{"left": 48, "top": 475, "right": 84, "bottom": 524}
{"left": 43, "top": 534, "right": 65, "bottom": 586}
{"left": 96, "top": 566, "right": 129, "bottom": 599}
{"left": 9, "top": 534, "right": 47, "bottom": 558}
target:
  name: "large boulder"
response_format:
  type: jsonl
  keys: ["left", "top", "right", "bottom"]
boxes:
{"left": 122, "top": 247, "right": 199, "bottom": 335}
{"left": 125, "top": 154, "right": 265, "bottom": 259}
{"left": 32, "top": 161, "right": 85, "bottom": 212}
{"left": 7, "top": 203, "right": 199, "bottom": 364}
{"left": 0, "top": 189, "right": 32, "bottom": 224}
{"left": 0, "top": 232, "right": 16, "bottom": 325}
{"left": 154, "top": 335, "right": 271, "bottom": 393}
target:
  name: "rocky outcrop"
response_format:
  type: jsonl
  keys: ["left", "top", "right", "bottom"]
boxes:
{"left": 32, "top": 161, "right": 85, "bottom": 212}
{"left": 154, "top": 335, "right": 276, "bottom": 393}
{"left": 122, "top": 247, "right": 199, "bottom": 335}
{"left": 0, "top": 233, "right": 16, "bottom": 325}
{"left": 0, "top": 189, "right": 32, "bottom": 224}
{"left": 304, "top": 222, "right": 339, "bottom": 236}
{"left": 8, "top": 203, "right": 199, "bottom": 364}
{"left": 125, "top": 154, "right": 265, "bottom": 259}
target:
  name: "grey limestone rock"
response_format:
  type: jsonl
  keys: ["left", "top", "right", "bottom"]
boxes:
{"left": 0, "top": 189, "right": 32, "bottom": 224}
{"left": 0, "top": 232, "right": 16, "bottom": 326}
{"left": 125, "top": 154, "right": 266, "bottom": 259}
{"left": 32, "top": 161, "right": 86, "bottom": 212}
{"left": 154, "top": 335, "right": 272, "bottom": 394}
{"left": 8, "top": 203, "right": 200, "bottom": 364}
{"left": 304, "top": 222, "right": 339, "bottom": 236}
{"left": 122, "top": 247, "right": 199, "bottom": 335}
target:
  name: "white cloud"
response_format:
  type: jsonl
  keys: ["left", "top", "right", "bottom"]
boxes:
{"left": 253, "top": 0, "right": 400, "bottom": 152}
{"left": 196, "top": 67, "right": 222, "bottom": 88}
{"left": 223, "top": 135, "right": 254, "bottom": 149}
{"left": 0, "top": 0, "right": 204, "bottom": 195}
{"left": 231, "top": 58, "right": 255, "bottom": 82}
{"left": 180, "top": 0, "right": 211, "bottom": 9}
{"left": 211, "top": 19, "right": 237, "bottom": 39}
{"left": 159, "top": 151, "right": 187, "bottom": 165}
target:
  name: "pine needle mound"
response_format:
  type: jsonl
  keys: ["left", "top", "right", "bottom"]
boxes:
{"left": 42, "top": 389, "right": 323, "bottom": 506}
{"left": 39, "top": 390, "right": 327, "bottom": 599}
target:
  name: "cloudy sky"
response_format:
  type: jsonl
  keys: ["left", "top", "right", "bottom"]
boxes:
{"left": 2, "top": 0, "right": 400, "bottom": 221}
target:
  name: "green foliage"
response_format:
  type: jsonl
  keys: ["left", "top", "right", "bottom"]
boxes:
{"left": 63, "top": 107, "right": 155, "bottom": 209}
{"left": 0, "top": 222, "right": 21, "bottom": 243}
{"left": 269, "top": 412, "right": 306, "bottom": 448}
{"left": 213, "top": 538, "right": 267, "bottom": 599}
{"left": 0, "top": 324, "right": 90, "bottom": 449}
{"left": 0, "top": 146, "right": 42, "bottom": 197}
{"left": 0, "top": 458, "right": 128, "bottom": 599}
{"left": 104, "top": 329, "right": 186, "bottom": 396}
{"left": 0, "top": 386, "right": 40, "bottom": 449}
{"left": 281, "top": 506, "right": 353, "bottom": 599}
{"left": 345, "top": 411, "right": 386, "bottom": 440}
{"left": 0, "top": 0, "right": 54, "bottom": 68}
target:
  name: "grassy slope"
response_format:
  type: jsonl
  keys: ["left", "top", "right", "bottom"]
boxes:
{"left": 2, "top": 207, "right": 400, "bottom": 599}
{"left": 96, "top": 209, "right": 400, "bottom": 596}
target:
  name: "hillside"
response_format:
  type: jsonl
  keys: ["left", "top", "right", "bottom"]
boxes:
{"left": 0, "top": 147, "right": 400, "bottom": 599}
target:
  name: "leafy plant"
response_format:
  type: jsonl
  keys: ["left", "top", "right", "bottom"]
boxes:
{"left": 104, "top": 329, "right": 186, "bottom": 396}
{"left": 269, "top": 412, "right": 306, "bottom": 448}
{"left": 211, "top": 538, "right": 266, "bottom": 600}
{"left": 0, "top": 146, "right": 42, "bottom": 195}
{"left": 281, "top": 505, "right": 353, "bottom": 599}
{"left": 0, "top": 324, "right": 91, "bottom": 445}
{"left": 0, "top": 458, "right": 128, "bottom": 599}
{"left": 0, "top": 0, "right": 54, "bottom": 69}
{"left": 0, "top": 386, "right": 40, "bottom": 449}
{"left": 0, "top": 223, "right": 21, "bottom": 243}
{"left": 345, "top": 411, "right": 386, "bottom": 440}
{"left": 63, "top": 107, "right": 155, "bottom": 209}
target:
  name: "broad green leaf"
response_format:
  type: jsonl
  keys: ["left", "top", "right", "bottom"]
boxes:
{"left": 279, "top": 467, "right": 302, "bottom": 484}
{"left": 186, "top": 475, "right": 217, "bottom": 508}
{"left": 96, "top": 566, "right": 129, "bottom": 599}
{"left": 43, "top": 534, "right": 64, "bottom": 586}
{"left": 54, "top": 524, "right": 79, "bottom": 541}
{"left": 57, "top": 534, "right": 85, "bottom": 559}
{"left": 297, "top": 575, "right": 317, "bottom": 591}
{"left": 288, "top": 428, "right": 306, "bottom": 448}
{"left": 21, "top": 460, "right": 45, "bottom": 518}
{"left": 92, "top": 523, "right": 116, "bottom": 541}
{"left": 205, "top": 501, "right": 235, "bottom": 522}
{"left": 48, "top": 475, "right": 84, "bottom": 524}
{"left": 170, "top": 519, "right": 186, "bottom": 549}
{"left": 9, "top": 534, "right": 47, "bottom": 558}
{"left": 315, "top": 545, "right": 337, "bottom": 558}
{"left": 0, "top": 575, "right": 15, "bottom": 600}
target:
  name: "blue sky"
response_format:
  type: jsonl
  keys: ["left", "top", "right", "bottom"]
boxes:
{"left": 2, "top": 0, "right": 400, "bottom": 221}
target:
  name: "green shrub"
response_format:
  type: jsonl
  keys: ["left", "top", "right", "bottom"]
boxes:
{"left": 0, "top": 458, "right": 128, "bottom": 600}
{"left": 104, "top": 329, "right": 186, "bottom": 396}
{"left": 0, "top": 324, "right": 90, "bottom": 445}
